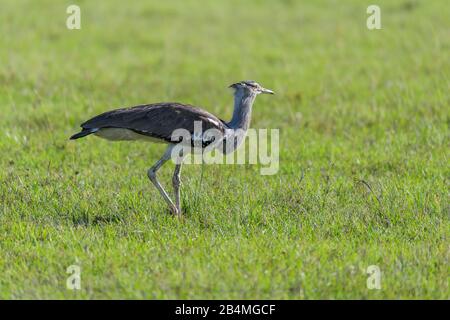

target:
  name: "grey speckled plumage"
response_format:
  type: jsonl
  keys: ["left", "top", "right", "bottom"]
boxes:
{"left": 70, "top": 81, "right": 274, "bottom": 216}
{"left": 72, "top": 102, "right": 227, "bottom": 143}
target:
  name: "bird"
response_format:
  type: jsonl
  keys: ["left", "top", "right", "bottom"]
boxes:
{"left": 70, "top": 80, "right": 274, "bottom": 216}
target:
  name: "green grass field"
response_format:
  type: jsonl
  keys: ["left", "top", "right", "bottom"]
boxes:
{"left": 0, "top": 0, "right": 448, "bottom": 299}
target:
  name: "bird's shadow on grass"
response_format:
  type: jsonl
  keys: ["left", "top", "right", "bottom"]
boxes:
{"left": 70, "top": 212, "right": 125, "bottom": 227}
{"left": 180, "top": 198, "right": 202, "bottom": 218}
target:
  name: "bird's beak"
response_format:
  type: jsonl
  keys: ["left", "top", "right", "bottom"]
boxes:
{"left": 260, "top": 87, "right": 275, "bottom": 95}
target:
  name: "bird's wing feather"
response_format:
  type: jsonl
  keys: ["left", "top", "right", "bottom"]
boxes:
{"left": 81, "top": 103, "right": 226, "bottom": 143}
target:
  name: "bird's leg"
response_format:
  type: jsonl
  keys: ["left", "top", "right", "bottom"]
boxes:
{"left": 147, "top": 146, "right": 179, "bottom": 216}
{"left": 172, "top": 163, "right": 183, "bottom": 214}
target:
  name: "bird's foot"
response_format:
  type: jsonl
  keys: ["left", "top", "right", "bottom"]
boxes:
{"left": 169, "top": 205, "right": 181, "bottom": 217}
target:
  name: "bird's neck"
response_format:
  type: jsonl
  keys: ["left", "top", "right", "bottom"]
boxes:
{"left": 227, "top": 90, "right": 256, "bottom": 131}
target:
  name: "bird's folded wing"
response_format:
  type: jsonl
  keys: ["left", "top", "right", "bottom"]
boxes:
{"left": 80, "top": 103, "right": 226, "bottom": 142}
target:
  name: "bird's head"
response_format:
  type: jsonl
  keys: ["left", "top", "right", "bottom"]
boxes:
{"left": 229, "top": 80, "right": 274, "bottom": 95}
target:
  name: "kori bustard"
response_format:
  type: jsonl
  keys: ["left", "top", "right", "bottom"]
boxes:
{"left": 70, "top": 80, "right": 274, "bottom": 216}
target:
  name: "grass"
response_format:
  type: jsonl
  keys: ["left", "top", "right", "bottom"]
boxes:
{"left": 0, "top": 0, "right": 448, "bottom": 299}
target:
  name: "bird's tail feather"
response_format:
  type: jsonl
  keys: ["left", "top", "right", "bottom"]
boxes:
{"left": 70, "top": 128, "right": 98, "bottom": 140}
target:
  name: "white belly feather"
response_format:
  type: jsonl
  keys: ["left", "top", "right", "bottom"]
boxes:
{"left": 95, "top": 128, "right": 165, "bottom": 143}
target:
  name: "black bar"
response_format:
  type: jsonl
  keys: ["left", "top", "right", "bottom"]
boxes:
{"left": 0, "top": 300, "right": 446, "bottom": 319}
